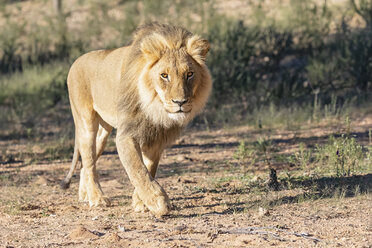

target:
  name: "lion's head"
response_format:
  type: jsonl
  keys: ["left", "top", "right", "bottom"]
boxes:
{"left": 133, "top": 23, "right": 212, "bottom": 127}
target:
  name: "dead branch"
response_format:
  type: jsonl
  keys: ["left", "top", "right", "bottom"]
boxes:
{"left": 219, "top": 226, "right": 321, "bottom": 243}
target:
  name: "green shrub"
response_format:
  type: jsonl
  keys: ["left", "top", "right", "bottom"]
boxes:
{"left": 0, "top": 63, "right": 69, "bottom": 130}
{"left": 234, "top": 141, "right": 255, "bottom": 161}
{"left": 1, "top": 0, "right": 372, "bottom": 131}
{"left": 316, "top": 135, "right": 365, "bottom": 177}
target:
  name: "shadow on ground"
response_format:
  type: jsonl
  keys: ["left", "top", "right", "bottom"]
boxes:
{"left": 166, "top": 173, "right": 372, "bottom": 219}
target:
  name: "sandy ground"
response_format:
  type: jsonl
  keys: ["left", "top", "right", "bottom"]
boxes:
{"left": 1, "top": 0, "right": 371, "bottom": 246}
{"left": 0, "top": 119, "right": 371, "bottom": 248}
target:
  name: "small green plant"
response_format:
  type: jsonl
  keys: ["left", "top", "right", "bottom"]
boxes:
{"left": 3, "top": 201, "right": 21, "bottom": 216}
{"left": 254, "top": 137, "right": 274, "bottom": 165}
{"left": 41, "top": 207, "right": 52, "bottom": 217}
{"left": 289, "top": 143, "right": 312, "bottom": 169}
{"left": 233, "top": 141, "right": 258, "bottom": 169}
{"left": 234, "top": 141, "right": 250, "bottom": 160}
{"left": 316, "top": 135, "right": 364, "bottom": 177}
{"left": 0, "top": 174, "right": 12, "bottom": 183}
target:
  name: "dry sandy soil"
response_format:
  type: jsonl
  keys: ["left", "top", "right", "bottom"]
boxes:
{"left": 0, "top": 118, "right": 371, "bottom": 248}
{"left": 1, "top": 1, "right": 371, "bottom": 247}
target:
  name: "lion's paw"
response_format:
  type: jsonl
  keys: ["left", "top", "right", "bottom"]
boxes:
{"left": 133, "top": 200, "right": 148, "bottom": 213}
{"left": 79, "top": 186, "right": 110, "bottom": 207}
{"left": 137, "top": 182, "right": 171, "bottom": 217}
{"left": 88, "top": 196, "right": 111, "bottom": 207}
{"left": 147, "top": 194, "right": 171, "bottom": 217}
{"left": 79, "top": 190, "right": 89, "bottom": 202}
{"left": 132, "top": 191, "right": 149, "bottom": 213}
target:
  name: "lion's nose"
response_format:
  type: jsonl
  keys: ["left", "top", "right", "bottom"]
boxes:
{"left": 172, "top": 99, "right": 188, "bottom": 106}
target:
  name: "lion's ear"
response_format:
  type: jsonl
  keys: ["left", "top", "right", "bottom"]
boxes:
{"left": 186, "top": 36, "right": 210, "bottom": 64}
{"left": 140, "top": 33, "right": 169, "bottom": 62}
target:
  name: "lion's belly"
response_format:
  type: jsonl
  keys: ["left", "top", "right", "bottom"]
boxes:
{"left": 93, "top": 103, "right": 117, "bottom": 128}
{"left": 91, "top": 77, "right": 119, "bottom": 128}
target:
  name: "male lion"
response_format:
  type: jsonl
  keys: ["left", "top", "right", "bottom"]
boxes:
{"left": 61, "top": 23, "right": 212, "bottom": 216}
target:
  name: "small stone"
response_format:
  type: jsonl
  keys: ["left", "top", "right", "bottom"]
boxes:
{"left": 258, "top": 207, "right": 270, "bottom": 216}
{"left": 34, "top": 176, "right": 48, "bottom": 186}
{"left": 174, "top": 225, "right": 186, "bottom": 232}
{"left": 118, "top": 225, "right": 125, "bottom": 232}
{"left": 177, "top": 155, "right": 185, "bottom": 161}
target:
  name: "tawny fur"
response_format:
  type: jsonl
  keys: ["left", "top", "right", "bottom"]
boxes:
{"left": 61, "top": 23, "right": 212, "bottom": 216}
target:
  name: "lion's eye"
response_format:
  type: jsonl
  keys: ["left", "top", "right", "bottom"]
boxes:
{"left": 161, "top": 73, "right": 168, "bottom": 79}
{"left": 187, "top": 72, "right": 194, "bottom": 78}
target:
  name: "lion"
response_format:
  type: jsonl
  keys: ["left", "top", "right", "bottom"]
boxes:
{"left": 60, "top": 22, "right": 212, "bottom": 216}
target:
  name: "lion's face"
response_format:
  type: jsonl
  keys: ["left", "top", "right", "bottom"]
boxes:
{"left": 148, "top": 49, "right": 198, "bottom": 121}
{"left": 138, "top": 31, "right": 211, "bottom": 126}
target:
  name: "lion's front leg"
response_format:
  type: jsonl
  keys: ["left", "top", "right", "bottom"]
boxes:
{"left": 132, "top": 146, "right": 163, "bottom": 213}
{"left": 132, "top": 190, "right": 147, "bottom": 213}
{"left": 116, "top": 132, "right": 170, "bottom": 216}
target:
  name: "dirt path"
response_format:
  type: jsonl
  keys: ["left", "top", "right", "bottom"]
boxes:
{"left": 1, "top": 119, "right": 371, "bottom": 247}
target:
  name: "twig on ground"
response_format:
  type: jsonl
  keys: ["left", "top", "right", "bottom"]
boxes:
{"left": 219, "top": 227, "right": 289, "bottom": 242}
{"left": 220, "top": 226, "right": 321, "bottom": 243}
{"left": 162, "top": 235, "right": 203, "bottom": 248}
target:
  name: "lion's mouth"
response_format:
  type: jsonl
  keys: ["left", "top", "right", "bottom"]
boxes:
{"left": 166, "top": 109, "right": 191, "bottom": 114}
{"left": 164, "top": 101, "right": 192, "bottom": 115}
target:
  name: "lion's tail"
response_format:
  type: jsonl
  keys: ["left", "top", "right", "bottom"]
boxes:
{"left": 60, "top": 138, "right": 80, "bottom": 190}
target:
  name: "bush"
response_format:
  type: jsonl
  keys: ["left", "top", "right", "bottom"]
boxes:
{"left": 0, "top": 63, "right": 69, "bottom": 130}
{"left": 316, "top": 135, "right": 365, "bottom": 177}
{"left": 1, "top": 0, "right": 372, "bottom": 130}
{"left": 204, "top": 5, "right": 372, "bottom": 125}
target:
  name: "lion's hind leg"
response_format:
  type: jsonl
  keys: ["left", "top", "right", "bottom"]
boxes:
{"left": 61, "top": 122, "right": 112, "bottom": 190}
{"left": 95, "top": 119, "right": 113, "bottom": 159}
{"left": 75, "top": 111, "right": 110, "bottom": 207}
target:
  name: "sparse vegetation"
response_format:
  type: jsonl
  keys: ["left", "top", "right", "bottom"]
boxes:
{"left": 316, "top": 135, "right": 367, "bottom": 176}
{"left": 1, "top": 0, "right": 372, "bottom": 136}
{"left": 234, "top": 127, "right": 371, "bottom": 178}
{"left": 289, "top": 143, "right": 313, "bottom": 170}
{"left": 0, "top": 1, "right": 371, "bottom": 246}
{"left": 233, "top": 141, "right": 255, "bottom": 161}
